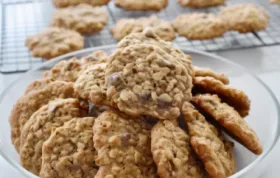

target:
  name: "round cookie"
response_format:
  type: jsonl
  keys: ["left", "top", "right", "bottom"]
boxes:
{"left": 52, "top": 0, "right": 110, "bottom": 8}
{"left": 192, "top": 94, "right": 263, "bottom": 155}
{"left": 20, "top": 99, "right": 88, "bottom": 175}
{"left": 173, "top": 13, "right": 228, "bottom": 40}
{"left": 115, "top": 0, "right": 168, "bottom": 11}
{"left": 25, "top": 27, "right": 84, "bottom": 59}
{"left": 111, "top": 15, "right": 175, "bottom": 41}
{"left": 40, "top": 117, "right": 97, "bottom": 178}
{"left": 51, "top": 4, "right": 109, "bottom": 34}
{"left": 219, "top": 4, "right": 269, "bottom": 33}
{"left": 106, "top": 43, "right": 193, "bottom": 120}
{"left": 151, "top": 120, "right": 206, "bottom": 178}
{"left": 93, "top": 110, "right": 157, "bottom": 178}
{"left": 9, "top": 81, "right": 75, "bottom": 152}
{"left": 193, "top": 66, "right": 229, "bottom": 85}
{"left": 178, "top": 0, "right": 225, "bottom": 8}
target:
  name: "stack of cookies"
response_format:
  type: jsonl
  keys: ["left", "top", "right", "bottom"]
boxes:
{"left": 11, "top": 29, "right": 262, "bottom": 178}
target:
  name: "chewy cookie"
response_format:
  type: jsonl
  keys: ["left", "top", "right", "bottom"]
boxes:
{"left": 193, "top": 76, "right": 250, "bottom": 117}
{"left": 192, "top": 94, "right": 263, "bottom": 155}
{"left": 193, "top": 66, "right": 229, "bottom": 85}
{"left": 25, "top": 27, "right": 84, "bottom": 59}
{"left": 219, "top": 4, "right": 269, "bottom": 33}
{"left": 182, "top": 102, "right": 236, "bottom": 178}
{"left": 151, "top": 120, "right": 206, "bottom": 178}
{"left": 111, "top": 15, "right": 175, "bottom": 41}
{"left": 51, "top": 4, "right": 109, "bottom": 34}
{"left": 40, "top": 117, "right": 97, "bottom": 178}
{"left": 115, "top": 0, "right": 168, "bottom": 11}
{"left": 173, "top": 13, "right": 228, "bottom": 40}
{"left": 52, "top": 0, "right": 110, "bottom": 8}
{"left": 93, "top": 110, "right": 157, "bottom": 178}
{"left": 20, "top": 99, "right": 88, "bottom": 175}
{"left": 9, "top": 81, "right": 75, "bottom": 152}
{"left": 178, "top": 0, "right": 225, "bottom": 8}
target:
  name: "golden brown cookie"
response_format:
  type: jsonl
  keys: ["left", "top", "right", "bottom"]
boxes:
{"left": 52, "top": 0, "right": 110, "bottom": 8}
{"left": 178, "top": 0, "right": 225, "bottom": 8}
{"left": 193, "top": 66, "right": 229, "bottom": 85}
{"left": 193, "top": 76, "right": 250, "bottom": 117}
{"left": 20, "top": 99, "right": 88, "bottom": 175}
{"left": 192, "top": 94, "right": 263, "bottom": 155}
{"left": 40, "top": 117, "right": 97, "bottom": 178}
{"left": 24, "top": 78, "right": 55, "bottom": 95}
{"left": 151, "top": 120, "right": 206, "bottom": 178}
{"left": 111, "top": 15, "right": 175, "bottom": 41}
{"left": 182, "top": 102, "right": 236, "bottom": 178}
{"left": 25, "top": 27, "right": 84, "bottom": 59}
{"left": 115, "top": 0, "right": 168, "bottom": 11}
{"left": 51, "top": 4, "right": 109, "bottom": 34}
{"left": 9, "top": 81, "right": 75, "bottom": 152}
{"left": 219, "top": 4, "right": 269, "bottom": 33}
{"left": 173, "top": 13, "right": 228, "bottom": 40}
{"left": 93, "top": 110, "right": 158, "bottom": 178}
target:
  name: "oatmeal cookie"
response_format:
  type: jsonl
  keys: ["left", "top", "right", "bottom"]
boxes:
{"left": 40, "top": 117, "right": 97, "bottom": 178}
{"left": 193, "top": 66, "right": 229, "bottom": 85}
{"left": 115, "top": 0, "right": 168, "bottom": 11}
{"left": 219, "top": 4, "right": 269, "bottom": 33}
{"left": 9, "top": 81, "right": 75, "bottom": 152}
{"left": 25, "top": 78, "right": 55, "bottom": 94}
{"left": 151, "top": 120, "right": 206, "bottom": 178}
{"left": 192, "top": 94, "right": 263, "bottom": 155}
{"left": 25, "top": 27, "right": 84, "bottom": 59}
{"left": 193, "top": 76, "right": 250, "bottom": 117}
{"left": 20, "top": 99, "right": 88, "bottom": 175}
{"left": 52, "top": 0, "right": 110, "bottom": 8}
{"left": 106, "top": 43, "right": 192, "bottom": 120}
{"left": 182, "top": 102, "right": 236, "bottom": 178}
{"left": 173, "top": 13, "right": 228, "bottom": 40}
{"left": 93, "top": 110, "right": 157, "bottom": 178}
{"left": 51, "top": 4, "right": 109, "bottom": 34}
{"left": 111, "top": 15, "right": 175, "bottom": 41}
{"left": 178, "top": 0, "right": 225, "bottom": 8}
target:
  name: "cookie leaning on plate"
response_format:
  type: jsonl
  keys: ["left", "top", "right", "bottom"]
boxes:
{"left": 178, "top": 0, "right": 225, "bottom": 8}
{"left": 115, "top": 0, "right": 168, "bottom": 11}
{"left": 52, "top": 0, "right": 110, "bottom": 8}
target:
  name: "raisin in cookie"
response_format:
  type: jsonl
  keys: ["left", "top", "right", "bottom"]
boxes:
{"left": 111, "top": 15, "right": 175, "bottom": 41}
{"left": 115, "top": 0, "right": 168, "bottom": 11}
{"left": 40, "top": 117, "right": 97, "bottom": 178}
{"left": 51, "top": 4, "right": 109, "bottom": 34}
{"left": 219, "top": 4, "right": 269, "bottom": 33}
{"left": 25, "top": 27, "right": 84, "bottom": 59}
{"left": 182, "top": 102, "right": 236, "bottom": 178}
{"left": 192, "top": 94, "right": 263, "bottom": 155}
{"left": 193, "top": 76, "right": 250, "bottom": 117}
{"left": 193, "top": 66, "right": 229, "bottom": 85}
{"left": 93, "top": 110, "right": 157, "bottom": 178}
{"left": 178, "top": 0, "right": 225, "bottom": 8}
{"left": 52, "top": 0, "right": 110, "bottom": 8}
{"left": 20, "top": 99, "right": 88, "bottom": 175}
{"left": 151, "top": 120, "right": 206, "bottom": 178}
{"left": 173, "top": 13, "right": 228, "bottom": 40}
{"left": 9, "top": 81, "right": 75, "bottom": 152}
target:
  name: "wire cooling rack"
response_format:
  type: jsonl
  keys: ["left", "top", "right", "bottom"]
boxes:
{"left": 0, "top": 0, "right": 280, "bottom": 73}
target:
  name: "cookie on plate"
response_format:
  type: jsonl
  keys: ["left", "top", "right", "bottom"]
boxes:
{"left": 51, "top": 4, "right": 109, "bottom": 34}
{"left": 219, "top": 4, "right": 269, "bottom": 33}
{"left": 151, "top": 120, "right": 206, "bottom": 178}
{"left": 173, "top": 13, "right": 228, "bottom": 40}
{"left": 25, "top": 78, "right": 55, "bottom": 95}
{"left": 193, "top": 76, "right": 250, "bottom": 117}
{"left": 9, "top": 81, "right": 75, "bottom": 152}
{"left": 182, "top": 102, "right": 236, "bottom": 178}
{"left": 192, "top": 94, "right": 263, "bottom": 155}
{"left": 178, "top": 0, "right": 225, "bottom": 8}
{"left": 20, "top": 98, "right": 88, "bottom": 175}
{"left": 111, "top": 15, "right": 175, "bottom": 41}
{"left": 93, "top": 110, "right": 157, "bottom": 178}
{"left": 25, "top": 27, "right": 84, "bottom": 59}
{"left": 193, "top": 66, "right": 229, "bottom": 85}
{"left": 115, "top": 0, "right": 168, "bottom": 11}
{"left": 40, "top": 117, "right": 97, "bottom": 178}
{"left": 52, "top": 0, "right": 110, "bottom": 8}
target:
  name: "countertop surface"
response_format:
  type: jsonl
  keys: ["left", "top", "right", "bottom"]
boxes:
{"left": 0, "top": 45, "right": 279, "bottom": 177}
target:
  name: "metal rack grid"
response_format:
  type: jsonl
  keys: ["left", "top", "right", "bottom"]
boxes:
{"left": 1, "top": 0, "right": 280, "bottom": 73}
